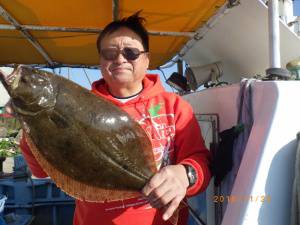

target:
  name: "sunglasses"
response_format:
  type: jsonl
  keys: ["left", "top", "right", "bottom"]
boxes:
{"left": 100, "top": 47, "right": 147, "bottom": 61}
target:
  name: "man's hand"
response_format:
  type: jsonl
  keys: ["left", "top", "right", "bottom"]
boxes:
{"left": 142, "top": 164, "right": 189, "bottom": 221}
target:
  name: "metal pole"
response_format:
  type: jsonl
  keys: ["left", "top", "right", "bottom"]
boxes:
{"left": 265, "top": 0, "right": 290, "bottom": 79}
{"left": 0, "top": 5, "right": 54, "bottom": 66}
{"left": 0, "top": 24, "right": 195, "bottom": 37}
{"left": 0, "top": 63, "right": 100, "bottom": 69}
{"left": 269, "top": 0, "right": 281, "bottom": 68}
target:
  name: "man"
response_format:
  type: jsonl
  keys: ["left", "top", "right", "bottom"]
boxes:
{"left": 20, "top": 12, "right": 211, "bottom": 225}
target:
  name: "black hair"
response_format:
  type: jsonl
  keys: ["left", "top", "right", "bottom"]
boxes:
{"left": 96, "top": 11, "right": 149, "bottom": 53}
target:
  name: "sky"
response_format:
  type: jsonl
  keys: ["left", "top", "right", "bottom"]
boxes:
{"left": 0, "top": 61, "right": 180, "bottom": 107}
{"left": 294, "top": 1, "right": 300, "bottom": 15}
{"left": 51, "top": 63, "right": 178, "bottom": 92}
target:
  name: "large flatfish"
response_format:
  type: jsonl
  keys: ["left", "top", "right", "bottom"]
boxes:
{"left": 0, "top": 65, "right": 156, "bottom": 202}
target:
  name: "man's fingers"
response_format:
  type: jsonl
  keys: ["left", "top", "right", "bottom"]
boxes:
{"left": 149, "top": 189, "right": 174, "bottom": 208}
{"left": 142, "top": 165, "right": 189, "bottom": 220}
{"left": 162, "top": 196, "right": 182, "bottom": 221}
{"left": 148, "top": 179, "right": 170, "bottom": 202}
{"left": 142, "top": 172, "right": 165, "bottom": 196}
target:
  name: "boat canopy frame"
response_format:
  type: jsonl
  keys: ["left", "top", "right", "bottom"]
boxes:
{"left": 0, "top": 0, "right": 228, "bottom": 69}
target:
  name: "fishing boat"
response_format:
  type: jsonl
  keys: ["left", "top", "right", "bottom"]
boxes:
{"left": 0, "top": 0, "right": 300, "bottom": 225}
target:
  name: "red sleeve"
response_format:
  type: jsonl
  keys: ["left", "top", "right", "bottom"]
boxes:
{"left": 19, "top": 133, "right": 48, "bottom": 178}
{"left": 174, "top": 98, "right": 212, "bottom": 196}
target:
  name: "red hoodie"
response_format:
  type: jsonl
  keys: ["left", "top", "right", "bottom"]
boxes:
{"left": 20, "top": 74, "right": 211, "bottom": 225}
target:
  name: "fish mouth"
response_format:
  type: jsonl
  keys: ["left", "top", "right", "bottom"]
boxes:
{"left": 0, "top": 66, "right": 22, "bottom": 96}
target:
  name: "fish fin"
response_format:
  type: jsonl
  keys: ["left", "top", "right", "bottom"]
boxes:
{"left": 49, "top": 111, "right": 69, "bottom": 129}
{"left": 24, "top": 131, "right": 141, "bottom": 202}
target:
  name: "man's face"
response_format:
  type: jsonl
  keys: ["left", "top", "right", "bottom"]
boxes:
{"left": 99, "top": 27, "right": 149, "bottom": 89}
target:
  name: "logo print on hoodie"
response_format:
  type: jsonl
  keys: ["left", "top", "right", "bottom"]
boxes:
{"left": 138, "top": 103, "right": 175, "bottom": 169}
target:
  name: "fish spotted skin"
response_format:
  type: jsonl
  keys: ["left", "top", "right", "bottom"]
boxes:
{"left": 2, "top": 65, "right": 156, "bottom": 191}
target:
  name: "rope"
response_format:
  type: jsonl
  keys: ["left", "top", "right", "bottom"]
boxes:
{"left": 83, "top": 68, "right": 92, "bottom": 86}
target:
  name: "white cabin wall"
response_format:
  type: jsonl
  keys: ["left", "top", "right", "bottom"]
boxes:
{"left": 184, "top": 81, "right": 299, "bottom": 225}
{"left": 184, "top": 84, "right": 240, "bottom": 132}
{"left": 234, "top": 81, "right": 299, "bottom": 225}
